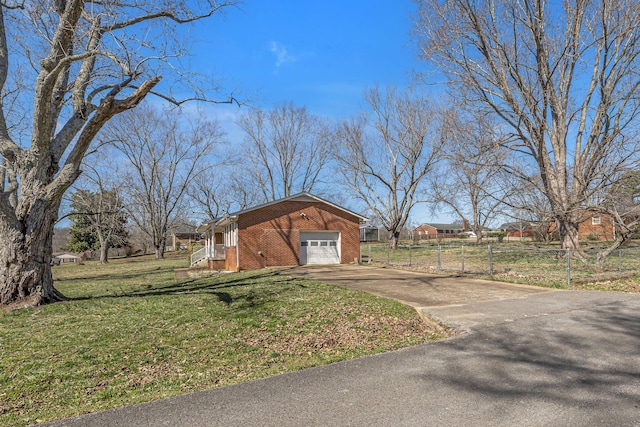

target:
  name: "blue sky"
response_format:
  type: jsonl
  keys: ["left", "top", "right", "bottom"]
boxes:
{"left": 186, "top": 1, "right": 447, "bottom": 225}
{"left": 194, "top": 0, "right": 420, "bottom": 117}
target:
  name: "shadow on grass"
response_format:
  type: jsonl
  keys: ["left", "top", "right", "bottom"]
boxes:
{"left": 55, "top": 264, "right": 179, "bottom": 284}
{"left": 67, "top": 269, "right": 305, "bottom": 309}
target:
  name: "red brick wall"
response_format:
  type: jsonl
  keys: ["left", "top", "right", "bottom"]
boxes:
{"left": 208, "top": 259, "right": 226, "bottom": 270}
{"left": 236, "top": 201, "right": 361, "bottom": 270}
{"left": 414, "top": 225, "right": 437, "bottom": 239}
{"left": 577, "top": 213, "right": 615, "bottom": 241}
{"left": 548, "top": 212, "right": 616, "bottom": 241}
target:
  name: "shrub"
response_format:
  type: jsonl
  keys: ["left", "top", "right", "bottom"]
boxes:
{"left": 488, "top": 231, "right": 507, "bottom": 243}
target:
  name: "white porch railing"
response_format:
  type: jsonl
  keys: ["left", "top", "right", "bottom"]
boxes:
{"left": 190, "top": 247, "right": 207, "bottom": 267}
{"left": 190, "top": 244, "right": 226, "bottom": 267}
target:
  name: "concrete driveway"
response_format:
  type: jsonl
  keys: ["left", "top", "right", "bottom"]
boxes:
{"left": 282, "top": 264, "right": 552, "bottom": 309}
{"left": 45, "top": 266, "right": 640, "bottom": 426}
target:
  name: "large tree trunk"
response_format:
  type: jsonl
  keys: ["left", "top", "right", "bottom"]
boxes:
{"left": 97, "top": 230, "right": 109, "bottom": 264}
{"left": 0, "top": 205, "right": 66, "bottom": 306}
{"left": 559, "top": 220, "right": 580, "bottom": 250}
{"left": 557, "top": 216, "right": 587, "bottom": 261}
{"left": 389, "top": 231, "right": 400, "bottom": 250}
{"left": 99, "top": 242, "right": 109, "bottom": 264}
{"left": 154, "top": 236, "right": 166, "bottom": 260}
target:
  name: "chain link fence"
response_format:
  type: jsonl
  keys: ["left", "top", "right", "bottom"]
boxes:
{"left": 360, "top": 243, "right": 640, "bottom": 286}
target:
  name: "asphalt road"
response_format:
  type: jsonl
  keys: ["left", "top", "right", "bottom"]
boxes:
{"left": 44, "top": 267, "right": 640, "bottom": 427}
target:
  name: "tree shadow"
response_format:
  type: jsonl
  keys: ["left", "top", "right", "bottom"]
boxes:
{"left": 413, "top": 300, "right": 640, "bottom": 421}
{"left": 67, "top": 269, "right": 301, "bottom": 310}
{"left": 55, "top": 265, "right": 178, "bottom": 284}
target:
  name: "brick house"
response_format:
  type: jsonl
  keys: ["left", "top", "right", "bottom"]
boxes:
{"left": 525, "top": 211, "right": 615, "bottom": 241}
{"left": 551, "top": 211, "right": 616, "bottom": 241}
{"left": 413, "top": 223, "right": 465, "bottom": 240}
{"left": 169, "top": 229, "right": 201, "bottom": 251}
{"left": 500, "top": 221, "right": 544, "bottom": 239}
{"left": 194, "top": 193, "right": 367, "bottom": 271}
{"left": 577, "top": 213, "right": 615, "bottom": 240}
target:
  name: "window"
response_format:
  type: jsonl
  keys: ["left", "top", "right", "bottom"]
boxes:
{"left": 592, "top": 216, "right": 601, "bottom": 225}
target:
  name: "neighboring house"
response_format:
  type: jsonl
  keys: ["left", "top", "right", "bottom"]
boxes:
{"left": 500, "top": 221, "right": 543, "bottom": 238}
{"left": 169, "top": 229, "right": 201, "bottom": 251}
{"left": 194, "top": 193, "right": 368, "bottom": 271}
{"left": 413, "top": 223, "right": 465, "bottom": 240}
{"left": 52, "top": 252, "right": 84, "bottom": 264}
{"left": 576, "top": 212, "right": 616, "bottom": 241}
{"left": 548, "top": 211, "right": 616, "bottom": 241}
{"left": 506, "top": 212, "right": 615, "bottom": 241}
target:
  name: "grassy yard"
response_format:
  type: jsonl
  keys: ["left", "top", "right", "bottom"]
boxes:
{"left": 0, "top": 254, "right": 445, "bottom": 427}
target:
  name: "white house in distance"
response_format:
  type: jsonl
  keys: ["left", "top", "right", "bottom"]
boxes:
{"left": 52, "top": 252, "right": 83, "bottom": 264}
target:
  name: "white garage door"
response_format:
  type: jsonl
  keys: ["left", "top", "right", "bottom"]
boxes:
{"left": 300, "top": 231, "right": 340, "bottom": 265}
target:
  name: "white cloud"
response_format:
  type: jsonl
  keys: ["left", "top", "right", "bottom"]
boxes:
{"left": 269, "top": 41, "right": 297, "bottom": 67}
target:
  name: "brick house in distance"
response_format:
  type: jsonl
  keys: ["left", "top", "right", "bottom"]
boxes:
{"left": 500, "top": 221, "right": 544, "bottom": 239}
{"left": 553, "top": 211, "right": 616, "bottom": 241}
{"left": 169, "top": 228, "right": 201, "bottom": 251}
{"left": 194, "top": 193, "right": 367, "bottom": 271}
{"left": 413, "top": 223, "right": 466, "bottom": 240}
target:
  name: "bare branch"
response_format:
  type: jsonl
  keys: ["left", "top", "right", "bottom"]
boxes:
{"left": 414, "top": 0, "right": 640, "bottom": 257}
{"left": 336, "top": 86, "right": 443, "bottom": 248}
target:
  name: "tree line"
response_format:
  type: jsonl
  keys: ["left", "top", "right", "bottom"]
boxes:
{"left": 2, "top": 1, "right": 640, "bottom": 306}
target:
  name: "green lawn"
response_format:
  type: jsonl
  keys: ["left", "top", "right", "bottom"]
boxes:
{"left": 0, "top": 255, "right": 445, "bottom": 427}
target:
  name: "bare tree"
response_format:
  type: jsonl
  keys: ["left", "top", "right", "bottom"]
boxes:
{"left": 67, "top": 187, "right": 128, "bottom": 264}
{"left": 0, "top": 1, "right": 237, "bottom": 306}
{"left": 336, "top": 86, "right": 443, "bottom": 249}
{"left": 188, "top": 165, "right": 262, "bottom": 222}
{"left": 589, "top": 170, "right": 640, "bottom": 267}
{"left": 188, "top": 170, "right": 229, "bottom": 220}
{"left": 103, "top": 104, "right": 224, "bottom": 260}
{"left": 236, "top": 102, "right": 335, "bottom": 202}
{"left": 414, "top": 0, "right": 640, "bottom": 259}
{"left": 433, "top": 110, "right": 512, "bottom": 243}
{"left": 502, "top": 175, "right": 555, "bottom": 242}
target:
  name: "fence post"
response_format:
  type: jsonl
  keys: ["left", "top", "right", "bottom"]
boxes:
{"left": 488, "top": 245, "right": 493, "bottom": 275}
{"left": 461, "top": 245, "right": 465, "bottom": 273}
{"left": 437, "top": 245, "right": 442, "bottom": 271}
{"left": 618, "top": 249, "right": 622, "bottom": 273}
{"left": 566, "top": 249, "right": 571, "bottom": 287}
